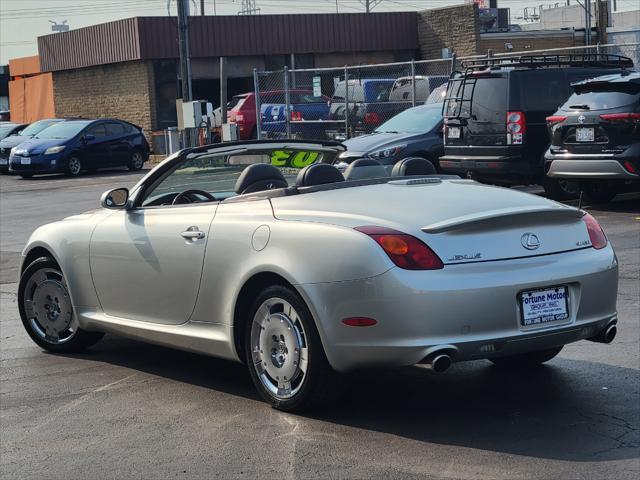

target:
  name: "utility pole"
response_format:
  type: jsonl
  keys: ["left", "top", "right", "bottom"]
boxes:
{"left": 200, "top": 0, "right": 204, "bottom": 15}
{"left": 238, "top": 0, "right": 260, "bottom": 15}
{"left": 585, "top": 0, "right": 592, "bottom": 45}
{"left": 177, "top": 0, "right": 193, "bottom": 146}
{"left": 362, "top": 0, "right": 383, "bottom": 12}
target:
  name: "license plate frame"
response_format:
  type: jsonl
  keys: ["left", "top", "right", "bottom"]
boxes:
{"left": 447, "top": 126, "right": 461, "bottom": 139}
{"left": 20, "top": 157, "right": 31, "bottom": 165}
{"left": 575, "top": 127, "right": 594, "bottom": 142}
{"left": 519, "top": 285, "right": 569, "bottom": 327}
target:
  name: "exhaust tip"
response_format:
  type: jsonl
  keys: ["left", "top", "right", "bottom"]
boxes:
{"left": 431, "top": 354, "right": 452, "bottom": 373}
{"left": 604, "top": 325, "right": 617, "bottom": 343}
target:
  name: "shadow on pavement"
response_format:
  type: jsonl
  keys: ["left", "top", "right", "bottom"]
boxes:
{"left": 61, "top": 335, "right": 639, "bottom": 463}
{"left": 13, "top": 168, "right": 150, "bottom": 181}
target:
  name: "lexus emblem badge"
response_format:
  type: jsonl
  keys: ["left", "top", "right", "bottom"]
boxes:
{"left": 578, "top": 114, "right": 586, "bottom": 124}
{"left": 521, "top": 233, "right": 541, "bottom": 250}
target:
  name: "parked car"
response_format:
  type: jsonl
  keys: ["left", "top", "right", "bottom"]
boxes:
{"left": 425, "top": 83, "right": 448, "bottom": 104}
{"left": 18, "top": 139, "right": 618, "bottom": 411}
{"left": 223, "top": 90, "right": 326, "bottom": 140}
{"left": 338, "top": 103, "right": 444, "bottom": 170}
{"left": 327, "top": 78, "right": 396, "bottom": 136}
{"left": 9, "top": 118, "right": 149, "bottom": 178}
{"left": 0, "top": 118, "right": 66, "bottom": 173}
{"left": 439, "top": 54, "right": 633, "bottom": 199}
{"left": 388, "top": 75, "right": 448, "bottom": 103}
{"left": 0, "top": 122, "right": 27, "bottom": 142}
{"left": 545, "top": 71, "right": 640, "bottom": 203}
{"left": 259, "top": 91, "right": 331, "bottom": 139}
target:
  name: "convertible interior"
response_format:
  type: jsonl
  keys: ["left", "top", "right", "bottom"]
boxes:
{"left": 139, "top": 142, "right": 445, "bottom": 208}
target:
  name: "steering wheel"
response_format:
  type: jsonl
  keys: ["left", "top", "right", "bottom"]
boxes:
{"left": 172, "top": 189, "right": 217, "bottom": 205}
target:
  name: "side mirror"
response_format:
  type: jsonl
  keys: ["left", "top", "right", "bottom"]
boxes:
{"left": 101, "top": 188, "right": 129, "bottom": 209}
{"left": 84, "top": 134, "right": 96, "bottom": 143}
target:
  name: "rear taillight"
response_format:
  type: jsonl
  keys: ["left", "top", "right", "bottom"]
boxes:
{"left": 364, "top": 112, "right": 381, "bottom": 125}
{"left": 599, "top": 113, "right": 640, "bottom": 123}
{"left": 291, "top": 111, "right": 302, "bottom": 121}
{"left": 507, "top": 111, "right": 526, "bottom": 145}
{"left": 546, "top": 115, "right": 567, "bottom": 126}
{"left": 582, "top": 213, "right": 607, "bottom": 250}
{"left": 623, "top": 161, "right": 637, "bottom": 174}
{"left": 355, "top": 226, "right": 444, "bottom": 270}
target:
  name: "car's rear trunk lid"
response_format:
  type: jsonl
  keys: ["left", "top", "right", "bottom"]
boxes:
{"left": 271, "top": 179, "right": 591, "bottom": 264}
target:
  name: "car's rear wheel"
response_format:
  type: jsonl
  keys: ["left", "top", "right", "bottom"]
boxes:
{"left": 18, "top": 257, "right": 104, "bottom": 353}
{"left": 489, "top": 346, "right": 563, "bottom": 367}
{"left": 66, "top": 156, "right": 82, "bottom": 176}
{"left": 128, "top": 150, "right": 145, "bottom": 171}
{"left": 543, "top": 178, "right": 580, "bottom": 200}
{"left": 245, "top": 285, "right": 338, "bottom": 411}
{"left": 582, "top": 182, "right": 617, "bottom": 204}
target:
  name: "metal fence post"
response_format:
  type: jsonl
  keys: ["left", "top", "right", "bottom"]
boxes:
{"left": 344, "top": 65, "right": 349, "bottom": 139}
{"left": 450, "top": 53, "right": 457, "bottom": 75}
{"left": 410, "top": 59, "right": 416, "bottom": 107}
{"left": 284, "top": 66, "right": 291, "bottom": 139}
{"left": 253, "top": 68, "right": 262, "bottom": 140}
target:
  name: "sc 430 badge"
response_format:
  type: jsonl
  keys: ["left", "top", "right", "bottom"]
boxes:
{"left": 447, "top": 253, "right": 482, "bottom": 262}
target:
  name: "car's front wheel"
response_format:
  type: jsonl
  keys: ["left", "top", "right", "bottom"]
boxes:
{"left": 245, "top": 285, "right": 338, "bottom": 411}
{"left": 18, "top": 257, "right": 104, "bottom": 353}
{"left": 66, "top": 156, "right": 82, "bottom": 176}
{"left": 128, "top": 150, "right": 145, "bottom": 171}
{"left": 489, "top": 346, "right": 563, "bottom": 368}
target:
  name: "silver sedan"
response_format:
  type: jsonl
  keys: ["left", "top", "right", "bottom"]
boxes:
{"left": 17, "top": 141, "right": 618, "bottom": 411}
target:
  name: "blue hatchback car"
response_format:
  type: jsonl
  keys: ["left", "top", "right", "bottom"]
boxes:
{"left": 9, "top": 119, "right": 150, "bottom": 178}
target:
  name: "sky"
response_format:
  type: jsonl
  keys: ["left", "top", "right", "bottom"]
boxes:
{"left": 1, "top": 0, "right": 638, "bottom": 64}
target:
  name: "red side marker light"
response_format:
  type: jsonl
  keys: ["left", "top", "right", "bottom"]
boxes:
{"left": 342, "top": 317, "right": 377, "bottom": 327}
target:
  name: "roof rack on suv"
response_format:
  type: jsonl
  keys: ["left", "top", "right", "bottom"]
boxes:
{"left": 461, "top": 54, "right": 634, "bottom": 71}
{"left": 444, "top": 54, "right": 634, "bottom": 119}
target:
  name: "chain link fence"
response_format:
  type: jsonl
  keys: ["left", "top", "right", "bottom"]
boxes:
{"left": 254, "top": 58, "right": 454, "bottom": 141}
{"left": 252, "top": 42, "right": 638, "bottom": 142}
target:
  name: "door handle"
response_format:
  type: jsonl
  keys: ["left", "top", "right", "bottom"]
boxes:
{"left": 180, "top": 226, "right": 205, "bottom": 240}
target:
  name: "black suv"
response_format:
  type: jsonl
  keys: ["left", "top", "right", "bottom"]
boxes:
{"left": 439, "top": 54, "right": 633, "bottom": 198}
{"left": 545, "top": 71, "right": 639, "bottom": 203}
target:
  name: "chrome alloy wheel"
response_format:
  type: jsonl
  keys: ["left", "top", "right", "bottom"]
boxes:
{"left": 22, "top": 267, "right": 77, "bottom": 344}
{"left": 250, "top": 297, "right": 308, "bottom": 399}
{"left": 68, "top": 157, "right": 81, "bottom": 175}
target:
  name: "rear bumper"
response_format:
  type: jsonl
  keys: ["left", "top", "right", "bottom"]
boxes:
{"left": 545, "top": 154, "right": 639, "bottom": 180}
{"left": 439, "top": 154, "right": 535, "bottom": 180}
{"left": 299, "top": 245, "right": 618, "bottom": 372}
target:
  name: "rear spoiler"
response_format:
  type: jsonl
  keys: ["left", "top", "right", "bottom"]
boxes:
{"left": 422, "top": 206, "right": 584, "bottom": 234}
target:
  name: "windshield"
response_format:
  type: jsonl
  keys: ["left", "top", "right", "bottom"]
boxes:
{"left": 0, "top": 125, "right": 16, "bottom": 137}
{"left": 19, "top": 119, "right": 62, "bottom": 137}
{"left": 35, "top": 121, "right": 90, "bottom": 139}
{"left": 561, "top": 90, "right": 640, "bottom": 111}
{"left": 375, "top": 105, "right": 442, "bottom": 134}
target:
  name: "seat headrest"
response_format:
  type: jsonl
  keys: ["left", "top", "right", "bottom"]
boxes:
{"left": 296, "top": 163, "right": 344, "bottom": 187}
{"left": 234, "top": 163, "right": 288, "bottom": 195}
{"left": 343, "top": 158, "right": 388, "bottom": 181}
{"left": 391, "top": 157, "right": 437, "bottom": 177}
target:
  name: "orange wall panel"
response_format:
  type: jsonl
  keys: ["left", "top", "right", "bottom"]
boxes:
{"left": 8, "top": 55, "right": 42, "bottom": 77}
{"left": 8, "top": 73, "right": 55, "bottom": 123}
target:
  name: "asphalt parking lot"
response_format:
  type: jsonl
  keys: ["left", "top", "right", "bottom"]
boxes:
{"left": 1, "top": 169, "right": 638, "bottom": 479}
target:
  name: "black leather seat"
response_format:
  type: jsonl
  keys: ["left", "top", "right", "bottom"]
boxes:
{"left": 343, "top": 158, "right": 388, "bottom": 181}
{"left": 295, "top": 163, "right": 344, "bottom": 187}
{"left": 234, "top": 163, "right": 288, "bottom": 195}
{"left": 391, "top": 157, "right": 437, "bottom": 177}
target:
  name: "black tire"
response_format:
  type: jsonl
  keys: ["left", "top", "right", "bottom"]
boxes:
{"left": 128, "top": 150, "right": 145, "bottom": 171}
{"left": 20, "top": 174, "right": 33, "bottom": 179}
{"left": 490, "top": 346, "right": 563, "bottom": 368}
{"left": 18, "top": 257, "right": 104, "bottom": 353}
{"left": 543, "top": 178, "right": 580, "bottom": 201}
{"left": 65, "top": 156, "right": 82, "bottom": 176}
{"left": 583, "top": 182, "right": 617, "bottom": 204}
{"left": 245, "top": 285, "right": 339, "bottom": 412}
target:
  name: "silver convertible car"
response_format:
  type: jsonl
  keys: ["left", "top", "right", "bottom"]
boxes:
{"left": 18, "top": 140, "right": 618, "bottom": 411}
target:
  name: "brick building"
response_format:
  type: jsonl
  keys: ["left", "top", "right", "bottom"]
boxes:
{"left": 9, "top": 4, "right": 599, "bottom": 145}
